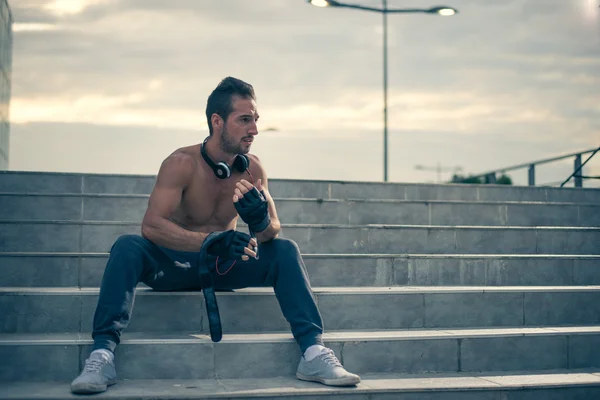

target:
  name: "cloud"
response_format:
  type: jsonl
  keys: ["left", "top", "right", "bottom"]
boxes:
{"left": 12, "top": 23, "right": 58, "bottom": 32}
{"left": 7, "top": 0, "right": 600, "bottom": 186}
{"left": 43, "top": 0, "right": 116, "bottom": 16}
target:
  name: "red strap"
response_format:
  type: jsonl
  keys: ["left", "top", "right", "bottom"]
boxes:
{"left": 215, "top": 257, "right": 236, "bottom": 275}
{"left": 246, "top": 168, "right": 255, "bottom": 185}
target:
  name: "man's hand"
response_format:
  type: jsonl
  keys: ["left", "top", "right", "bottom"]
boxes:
{"left": 233, "top": 179, "right": 271, "bottom": 233}
{"left": 206, "top": 230, "right": 257, "bottom": 261}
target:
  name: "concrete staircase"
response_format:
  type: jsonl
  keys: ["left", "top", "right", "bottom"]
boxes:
{"left": 2, "top": 170, "right": 600, "bottom": 399}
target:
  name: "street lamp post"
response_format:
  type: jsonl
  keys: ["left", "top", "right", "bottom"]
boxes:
{"left": 307, "top": 0, "right": 458, "bottom": 182}
{"left": 383, "top": 0, "right": 388, "bottom": 183}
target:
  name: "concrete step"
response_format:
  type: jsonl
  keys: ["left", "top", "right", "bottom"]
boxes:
{"left": 3, "top": 370, "right": 600, "bottom": 399}
{"left": 3, "top": 286, "right": 600, "bottom": 334}
{"left": 1, "top": 220, "right": 599, "bottom": 254}
{"left": 2, "top": 327, "right": 600, "bottom": 381}
{"left": 2, "top": 253, "right": 598, "bottom": 288}
{"left": 2, "top": 193, "right": 600, "bottom": 227}
{"left": 2, "top": 170, "right": 600, "bottom": 203}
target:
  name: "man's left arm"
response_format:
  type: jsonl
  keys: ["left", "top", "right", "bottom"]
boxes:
{"left": 233, "top": 156, "right": 281, "bottom": 243}
{"left": 253, "top": 183, "right": 281, "bottom": 243}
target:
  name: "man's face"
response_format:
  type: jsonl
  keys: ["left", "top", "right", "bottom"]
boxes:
{"left": 219, "top": 95, "right": 259, "bottom": 155}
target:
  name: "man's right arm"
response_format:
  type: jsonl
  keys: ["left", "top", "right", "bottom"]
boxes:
{"left": 141, "top": 153, "right": 208, "bottom": 252}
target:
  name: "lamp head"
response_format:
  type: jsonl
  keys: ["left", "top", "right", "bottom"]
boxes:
{"left": 308, "top": 0, "right": 342, "bottom": 7}
{"left": 427, "top": 6, "right": 458, "bottom": 15}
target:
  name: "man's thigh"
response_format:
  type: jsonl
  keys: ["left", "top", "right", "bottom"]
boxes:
{"left": 143, "top": 246, "right": 204, "bottom": 291}
{"left": 209, "top": 255, "right": 271, "bottom": 290}
{"left": 209, "top": 238, "right": 298, "bottom": 290}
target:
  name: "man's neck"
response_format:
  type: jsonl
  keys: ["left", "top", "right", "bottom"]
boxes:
{"left": 205, "top": 137, "right": 237, "bottom": 165}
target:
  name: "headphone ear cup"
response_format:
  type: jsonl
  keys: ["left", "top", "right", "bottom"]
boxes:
{"left": 233, "top": 154, "right": 250, "bottom": 172}
{"left": 215, "top": 162, "right": 231, "bottom": 179}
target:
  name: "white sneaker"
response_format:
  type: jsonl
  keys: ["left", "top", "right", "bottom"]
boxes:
{"left": 296, "top": 347, "right": 361, "bottom": 386}
{"left": 70, "top": 350, "right": 117, "bottom": 394}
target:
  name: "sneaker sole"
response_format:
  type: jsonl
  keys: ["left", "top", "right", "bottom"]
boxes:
{"left": 296, "top": 372, "right": 361, "bottom": 387}
{"left": 71, "top": 379, "right": 117, "bottom": 394}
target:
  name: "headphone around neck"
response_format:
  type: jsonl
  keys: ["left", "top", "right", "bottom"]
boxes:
{"left": 200, "top": 137, "right": 250, "bottom": 179}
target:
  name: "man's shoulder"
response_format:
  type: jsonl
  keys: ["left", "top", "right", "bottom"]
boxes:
{"left": 158, "top": 145, "right": 200, "bottom": 180}
{"left": 246, "top": 153, "right": 263, "bottom": 169}
{"left": 164, "top": 145, "right": 200, "bottom": 167}
{"left": 245, "top": 153, "right": 272, "bottom": 183}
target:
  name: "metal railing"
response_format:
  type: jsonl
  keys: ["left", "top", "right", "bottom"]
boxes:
{"left": 458, "top": 146, "right": 600, "bottom": 188}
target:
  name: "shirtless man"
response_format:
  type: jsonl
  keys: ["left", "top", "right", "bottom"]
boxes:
{"left": 70, "top": 77, "right": 361, "bottom": 394}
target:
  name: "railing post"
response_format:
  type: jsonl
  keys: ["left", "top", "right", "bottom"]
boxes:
{"left": 528, "top": 164, "right": 535, "bottom": 186}
{"left": 574, "top": 154, "right": 582, "bottom": 187}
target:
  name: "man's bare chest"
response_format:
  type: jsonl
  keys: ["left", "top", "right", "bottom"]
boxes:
{"left": 180, "top": 177, "right": 239, "bottom": 223}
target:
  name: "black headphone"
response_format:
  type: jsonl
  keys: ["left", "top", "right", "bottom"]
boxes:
{"left": 200, "top": 138, "right": 250, "bottom": 179}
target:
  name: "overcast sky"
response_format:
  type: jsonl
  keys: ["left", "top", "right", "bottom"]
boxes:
{"left": 7, "top": 0, "right": 600, "bottom": 186}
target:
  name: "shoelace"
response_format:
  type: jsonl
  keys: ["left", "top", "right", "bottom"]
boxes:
{"left": 84, "top": 355, "right": 109, "bottom": 373}
{"left": 318, "top": 348, "right": 342, "bottom": 368}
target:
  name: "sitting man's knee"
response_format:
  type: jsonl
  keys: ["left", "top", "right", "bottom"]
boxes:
{"left": 110, "top": 234, "right": 147, "bottom": 254}
{"left": 270, "top": 237, "right": 301, "bottom": 255}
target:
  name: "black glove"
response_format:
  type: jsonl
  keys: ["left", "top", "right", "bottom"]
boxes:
{"left": 206, "top": 230, "right": 254, "bottom": 260}
{"left": 234, "top": 186, "right": 271, "bottom": 233}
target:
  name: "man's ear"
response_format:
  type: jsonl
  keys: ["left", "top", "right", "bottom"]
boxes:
{"left": 211, "top": 113, "right": 223, "bottom": 133}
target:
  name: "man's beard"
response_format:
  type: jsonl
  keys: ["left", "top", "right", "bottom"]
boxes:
{"left": 220, "top": 124, "right": 248, "bottom": 155}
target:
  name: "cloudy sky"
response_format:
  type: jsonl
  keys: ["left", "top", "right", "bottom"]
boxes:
{"left": 7, "top": 0, "right": 600, "bottom": 186}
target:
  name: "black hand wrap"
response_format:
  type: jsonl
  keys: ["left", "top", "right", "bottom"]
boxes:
{"left": 234, "top": 187, "right": 271, "bottom": 233}
{"left": 206, "top": 230, "right": 253, "bottom": 260}
{"left": 198, "top": 229, "right": 253, "bottom": 343}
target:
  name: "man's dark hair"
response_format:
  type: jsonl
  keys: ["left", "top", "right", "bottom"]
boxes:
{"left": 206, "top": 77, "right": 256, "bottom": 135}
